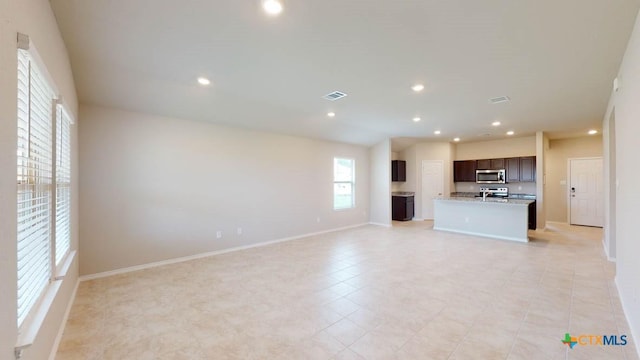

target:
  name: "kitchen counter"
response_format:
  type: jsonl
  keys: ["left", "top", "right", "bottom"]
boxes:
{"left": 433, "top": 197, "right": 534, "bottom": 242}
{"left": 439, "top": 196, "right": 535, "bottom": 206}
{"left": 391, "top": 191, "right": 415, "bottom": 197}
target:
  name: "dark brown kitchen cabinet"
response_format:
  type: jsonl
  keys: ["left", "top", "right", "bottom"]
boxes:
{"left": 528, "top": 201, "right": 537, "bottom": 230}
{"left": 453, "top": 160, "right": 477, "bottom": 182}
{"left": 476, "top": 158, "right": 505, "bottom": 170}
{"left": 490, "top": 158, "right": 505, "bottom": 169}
{"left": 392, "top": 195, "right": 414, "bottom": 221}
{"left": 519, "top": 156, "right": 536, "bottom": 182}
{"left": 505, "top": 157, "right": 520, "bottom": 183}
{"left": 476, "top": 159, "right": 491, "bottom": 170}
{"left": 454, "top": 156, "right": 536, "bottom": 183}
{"left": 392, "top": 160, "right": 406, "bottom": 182}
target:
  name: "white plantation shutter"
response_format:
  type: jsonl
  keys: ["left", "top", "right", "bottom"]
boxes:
{"left": 55, "top": 105, "right": 71, "bottom": 265}
{"left": 16, "top": 48, "right": 56, "bottom": 327}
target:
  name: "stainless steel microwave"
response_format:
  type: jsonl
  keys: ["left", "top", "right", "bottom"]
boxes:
{"left": 476, "top": 169, "right": 506, "bottom": 184}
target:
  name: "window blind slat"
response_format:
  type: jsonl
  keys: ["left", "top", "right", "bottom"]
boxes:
{"left": 16, "top": 47, "right": 55, "bottom": 327}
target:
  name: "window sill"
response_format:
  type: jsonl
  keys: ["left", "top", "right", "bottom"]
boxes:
{"left": 333, "top": 206, "right": 356, "bottom": 211}
{"left": 15, "top": 250, "right": 76, "bottom": 359}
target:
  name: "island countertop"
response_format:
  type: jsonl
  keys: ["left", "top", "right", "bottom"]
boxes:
{"left": 435, "top": 196, "right": 535, "bottom": 206}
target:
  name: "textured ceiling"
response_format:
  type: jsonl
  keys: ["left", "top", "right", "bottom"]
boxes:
{"left": 51, "top": 0, "right": 640, "bottom": 146}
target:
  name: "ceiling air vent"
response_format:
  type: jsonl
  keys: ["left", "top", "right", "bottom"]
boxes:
{"left": 489, "top": 96, "right": 510, "bottom": 104}
{"left": 323, "top": 91, "right": 347, "bottom": 101}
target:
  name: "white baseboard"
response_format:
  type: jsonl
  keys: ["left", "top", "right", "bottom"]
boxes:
{"left": 80, "top": 223, "right": 368, "bottom": 281}
{"left": 48, "top": 279, "right": 79, "bottom": 360}
{"left": 369, "top": 222, "right": 392, "bottom": 228}
{"left": 614, "top": 277, "right": 640, "bottom": 359}
{"left": 602, "top": 237, "right": 616, "bottom": 262}
{"left": 412, "top": 218, "right": 426, "bottom": 221}
{"left": 545, "top": 221, "right": 567, "bottom": 225}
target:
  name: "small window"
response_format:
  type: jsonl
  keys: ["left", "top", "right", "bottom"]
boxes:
{"left": 333, "top": 158, "right": 355, "bottom": 210}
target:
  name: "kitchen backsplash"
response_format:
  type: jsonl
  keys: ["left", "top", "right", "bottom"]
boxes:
{"left": 454, "top": 182, "right": 537, "bottom": 195}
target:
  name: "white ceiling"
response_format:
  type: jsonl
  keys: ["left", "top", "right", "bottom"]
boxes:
{"left": 51, "top": 0, "right": 640, "bottom": 146}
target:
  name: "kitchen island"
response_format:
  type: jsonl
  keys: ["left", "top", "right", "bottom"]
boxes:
{"left": 433, "top": 197, "right": 535, "bottom": 242}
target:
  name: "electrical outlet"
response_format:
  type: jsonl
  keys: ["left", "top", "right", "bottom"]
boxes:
{"left": 465, "top": 217, "right": 469, "bottom": 223}
{"left": 216, "top": 231, "right": 222, "bottom": 239}
{"left": 237, "top": 227, "right": 242, "bottom": 235}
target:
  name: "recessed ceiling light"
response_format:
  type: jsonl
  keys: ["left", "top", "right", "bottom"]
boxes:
{"left": 492, "top": 121, "right": 501, "bottom": 126}
{"left": 453, "top": 137, "right": 460, "bottom": 142}
{"left": 412, "top": 117, "right": 421, "bottom": 122}
{"left": 434, "top": 130, "right": 441, "bottom": 135}
{"left": 197, "top": 77, "right": 211, "bottom": 86}
{"left": 506, "top": 131, "right": 514, "bottom": 136}
{"left": 262, "top": 0, "right": 283, "bottom": 15}
{"left": 327, "top": 112, "right": 336, "bottom": 118}
{"left": 411, "top": 84, "right": 424, "bottom": 92}
{"left": 588, "top": 129, "right": 598, "bottom": 135}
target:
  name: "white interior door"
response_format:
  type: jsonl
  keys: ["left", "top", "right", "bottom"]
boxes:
{"left": 569, "top": 158, "right": 603, "bottom": 227}
{"left": 422, "top": 160, "right": 444, "bottom": 220}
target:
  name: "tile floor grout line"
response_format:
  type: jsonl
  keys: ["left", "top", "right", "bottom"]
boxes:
{"left": 565, "top": 263, "right": 577, "bottom": 360}
{"left": 503, "top": 257, "right": 546, "bottom": 360}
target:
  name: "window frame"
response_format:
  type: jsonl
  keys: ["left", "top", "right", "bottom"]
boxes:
{"left": 55, "top": 104, "right": 72, "bottom": 267}
{"left": 333, "top": 157, "right": 356, "bottom": 210}
{"left": 15, "top": 33, "right": 75, "bottom": 338}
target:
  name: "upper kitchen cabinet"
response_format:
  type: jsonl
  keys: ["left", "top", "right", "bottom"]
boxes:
{"left": 453, "top": 160, "right": 476, "bottom": 182}
{"left": 392, "top": 160, "right": 406, "bottom": 182}
{"left": 454, "top": 156, "right": 536, "bottom": 183}
{"left": 505, "top": 157, "right": 520, "bottom": 183}
{"left": 519, "top": 156, "right": 536, "bottom": 182}
{"left": 490, "top": 158, "right": 505, "bottom": 170}
{"left": 477, "top": 158, "right": 505, "bottom": 170}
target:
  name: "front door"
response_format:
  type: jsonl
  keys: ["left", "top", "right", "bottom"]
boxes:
{"left": 569, "top": 158, "right": 603, "bottom": 227}
{"left": 422, "top": 160, "right": 444, "bottom": 220}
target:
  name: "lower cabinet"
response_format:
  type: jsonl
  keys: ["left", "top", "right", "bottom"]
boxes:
{"left": 528, "top": 201, "right": 537, "bottom": 230}
{"left": 392, "top": 196, "right": 414, "bottom": 221}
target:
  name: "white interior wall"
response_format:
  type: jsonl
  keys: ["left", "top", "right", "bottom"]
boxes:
{"left": 545, "top": 136, "right": 603, "bottom": 223}
{"left": 390, "top": 151, "right": 401, "bottom": 192}
{"left": 0, "top": 1, "right": 79, "bottom": 359}
{"left": 608, "top": 9, "right": 640, "bottom": 354}
{"left": 603, "top": 109, "right": 617, "bottom": 260}
{"left": 535, "top": 132, "right": 547, "bottom": 230}
{"left": 455, "top": 136, "right": 536, "bottom": 160}
{"left": 79, "top": 105, "right": 370, "bottom": 275}
{"left": 412, "top": 142, "right": 453, "bottom": 220}
{"left": 368, "top": 139, "right": 391, "bottom": 226}
{"left": 397, "top": 146, "right": 416, "bottom": 195}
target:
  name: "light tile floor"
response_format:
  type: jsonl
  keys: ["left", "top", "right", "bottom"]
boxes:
{"left": 56, "top": 222, "right": 638, "bottom": 360}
